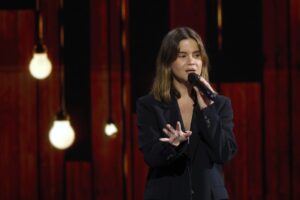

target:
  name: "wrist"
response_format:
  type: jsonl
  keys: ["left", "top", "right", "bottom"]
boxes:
{"left": 171, "top": 141, "right": 180, "bottom": 147}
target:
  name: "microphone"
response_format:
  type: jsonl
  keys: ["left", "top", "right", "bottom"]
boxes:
{"left": 187, "top": 73, "right": 217, "bottom": 101}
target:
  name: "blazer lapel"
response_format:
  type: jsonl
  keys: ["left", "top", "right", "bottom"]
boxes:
{"left": 151, "top": 96, "right": 181, "bottom": 130}
{"left": 153, "top": 96, "right": 200, "bottom": 159}
{"left": 187, "top": 104, "right": 202, "bottom": 160}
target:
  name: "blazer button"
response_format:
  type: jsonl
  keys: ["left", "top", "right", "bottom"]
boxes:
{"left": 167, "top": 154, "right": 174, "bottom": 160}
{"left": 206, "top": 119, "right": 211, "bottom": 128}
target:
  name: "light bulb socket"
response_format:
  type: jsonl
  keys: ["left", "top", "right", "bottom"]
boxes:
{"left": 107, "top": 118, "right": 114, "bottom": 123}
{"left": 55, "top": 110, "right": 70, "bottom": 121}
{"left": 34, "top": 40, "right": 46, "bottom": 53}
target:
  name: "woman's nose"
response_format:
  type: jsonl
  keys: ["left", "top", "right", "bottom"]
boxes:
{"left": 187, "top": 55, "right": 196, "bottom": 64}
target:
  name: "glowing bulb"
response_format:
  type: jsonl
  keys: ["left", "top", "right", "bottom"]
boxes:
{"left": 29, "top": 52, "right": 52, "bottom": 79}
{"left": 49, "top": 120, "right": 75, "bottom": 150}
{"left": 105, "top": 122, "right": 118, "bottom": 136}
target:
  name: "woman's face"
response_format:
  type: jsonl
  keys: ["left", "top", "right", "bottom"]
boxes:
{"left": 171, "top": 38, "right": 202, "bottom": 83}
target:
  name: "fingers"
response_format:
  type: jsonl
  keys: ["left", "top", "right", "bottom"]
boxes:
{"left": 160, "top": 122, "right": 192, "bottom": 146}
{"left": 164, "top": 123, "right": 179, "bottom": 138}
{"left": 176, "top": 121, "right": 181, "bottom": 132}
{"left": 184, "top": 130, "right": 192, "bottom": 137}
{"left": 162, "top": 126, "right": 177, "bottom": 143}
{"left": 199, "top": 76, "right": 216, "bottom": 93}
{"left": 159, "top": 138, "right": 171, "bottom": 142}
{"left": 193, "top": 84, "right": 214, "bottom": 109}
{"left": 193, "top": 86, "right": 206, "bottom": 102}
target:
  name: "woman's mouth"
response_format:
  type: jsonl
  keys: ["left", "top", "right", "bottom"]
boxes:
{"left": 186, "top": 69, "right": 196, "bottom": 74}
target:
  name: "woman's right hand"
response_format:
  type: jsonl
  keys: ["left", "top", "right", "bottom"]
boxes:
{"left": 159, "top": 121, "right": 192, "bottom": 146}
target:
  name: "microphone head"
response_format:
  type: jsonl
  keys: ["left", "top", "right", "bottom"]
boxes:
{"left": 187, "top": 72, "right": 216, "bottom": 101}
{"left": 187, "top": 73, "right": 199, "bottom": 84}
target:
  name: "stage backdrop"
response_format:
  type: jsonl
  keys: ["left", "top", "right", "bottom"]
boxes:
{"left": 0, "top": 0, "right": 299, "bottom": 200}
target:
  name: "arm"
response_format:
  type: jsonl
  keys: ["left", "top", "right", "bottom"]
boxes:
{"left": 196, "top": 96, "right": 237, "bottom": 164}
{"left": 136, "top": 98, "right": 188, "bottom": 168}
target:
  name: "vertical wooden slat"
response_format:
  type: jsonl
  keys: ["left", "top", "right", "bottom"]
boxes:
{"left": 263, "top": 0, "right": 292, "bottom": 198}
{"left": 90, "top": 0, "right": 123, "bottom": 199}
{"left": 0, "top": 73, "right": 21, "bottom": 200}
{"left": 66, "top": 162, "right": 92, "bottom": 200}
{"left": 221, "top": 83, "right": 263, "bottom": 200}
{"left": 290, "top": 0, "right": 300, "bottom": 199}
{"left": 169, "top": 0, "right": 206, "bottom": 38}
{"left": 291, "top": 68, "right": 300, "bottom": 200}
{"left": 132, "top": 115, "right": 148, "bottom": 200}
{"left": 120, "top": 0, "right": 134, "bottom": 198}
{"left": 246, "top": 84, "right": 263, "bottom": 200}
{"left": 0, "top": 11, "right": 19, "bottom": 70}
{"left": 0, "top": 7, "right": 64, "bottom": 199}
{"left": 263, "top": 68, "right": 291, "bottom": 200}
{"left": 17, "top": 10, "right": 38, "bottom": 200}
{"left": 0, "top": 10, "right": 38, "bottom": 200}
{"left": 0, "top": 11, "right": 19, "bottom": 200}
{"left": 38, "top": 0, "right": 65, "bottom": 199}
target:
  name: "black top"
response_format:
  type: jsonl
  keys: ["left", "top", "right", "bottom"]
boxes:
{"left": 136, "top": 94, "right": 237, "bottom": 200}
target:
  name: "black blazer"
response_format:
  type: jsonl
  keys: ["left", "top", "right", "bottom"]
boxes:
{"left": 136, "top": 94, "right": 237, "bottom": 200}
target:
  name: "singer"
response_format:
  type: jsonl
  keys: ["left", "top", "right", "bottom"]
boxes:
{"left": 136, "top": 27, "right": 237, "bottom": 200}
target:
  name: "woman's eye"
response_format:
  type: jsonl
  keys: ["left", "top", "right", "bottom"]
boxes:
{"left": 178, "top": 54, "right": 186, "bottom": 58}
{"left": 194, "top": 53, "right": 201, "bottom": 58}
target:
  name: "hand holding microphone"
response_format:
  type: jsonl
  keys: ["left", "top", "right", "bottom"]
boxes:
{"left": 188, "top": 73, "right": 217, "bottom": 108}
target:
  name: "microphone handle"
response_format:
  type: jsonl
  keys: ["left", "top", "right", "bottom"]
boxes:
{"left": 195, "top": 82, "right": 217, "bottom": 101}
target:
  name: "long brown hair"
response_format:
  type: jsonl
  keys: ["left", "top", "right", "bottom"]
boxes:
{"left": 150, "top": 27, "right": 210, "bottom": 102}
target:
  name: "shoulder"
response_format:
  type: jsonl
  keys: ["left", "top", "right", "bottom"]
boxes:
{"left": 136, "top": 94, "right": 158, "bottom": 111}
{"left": 136, "top": 94, "right": 173, "bottom": 112}
{"left": 214, "top": 94, "right": 232, "bottom": 112}
{"left": 136, "top": 95, "right": 165, "bottom": 122}
{"left": 215, "top": 94, "right": 231, "bottom": 104}
{"left": 136, "top": 94, "right": 158, "bottom": 108}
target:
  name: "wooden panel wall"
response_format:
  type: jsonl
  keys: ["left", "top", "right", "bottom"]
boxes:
{"left": 169, "top": 0, "right": 206, "bottom": 39}
{"left": 90, "top": 0, "right": 131, "bottom": 199}
{"left": 290, "top": 0, "right": 300, "bottom": 199}
{"left": 132, "top": 115, "right": 148, "bottom": 200}
{"left": 90, "top": 0, "right": 122, "bottom": 198}
{"left": 262, "top": 0, "right": 300, "bottom": 199}
{"left": 66, "top": 162, "right": 92, "bottom": 200}
{"left": 0, "top": 2, "right": 65, "bottom": 199}
{"left": 221, "top": 83, "right": 263, "bottom": 200}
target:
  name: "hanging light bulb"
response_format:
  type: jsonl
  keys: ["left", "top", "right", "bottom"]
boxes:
{"left": 29, "top": 42, "right": 52, "bottom": 79}
{"left": 104, "top": 0, "right": 118, "bottom": 138}
{"left": 29, "top": 1, "right": 52, "bottom": 80}
{"left": 49, "top": 111, "right": 75, "bottom": 150}
{"left": 104, "top": 119, "right": 118, "bottom": 137}
{"left": 48, "top": 0, "right": 75, "bottom": 150}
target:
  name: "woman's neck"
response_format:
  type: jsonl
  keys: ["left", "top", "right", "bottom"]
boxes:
{"left": 173, "top": 79, "right": 193, "bottom": 99}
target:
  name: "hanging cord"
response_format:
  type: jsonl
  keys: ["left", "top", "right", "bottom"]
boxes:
{"left": 119, "top": 0, "right": 128, "bottom": 199}
{"left": 106, "top": 0, "right": 113, "bottom": 120}
{"left": 35, "top": 0, "right": 45, "bottom": 53}
{"left": 59, "top": 0, "right": 67, "bottom": 116}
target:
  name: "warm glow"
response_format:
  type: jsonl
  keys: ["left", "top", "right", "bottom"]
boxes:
{"left": 217, "top": 0, "right": 223, "bottom": 50}
{"left": 105, "top": 122, "right": 118, "bottom": 136}
{"left": 29, "top": 52, "right": 52, "bottom": 79}
{"left": 49, "top": 120, "right": 75, "bottom": 150}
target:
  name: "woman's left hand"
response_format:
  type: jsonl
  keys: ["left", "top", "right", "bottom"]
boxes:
{"left": 193, "top": 76, "right": 216, "bottom": 109}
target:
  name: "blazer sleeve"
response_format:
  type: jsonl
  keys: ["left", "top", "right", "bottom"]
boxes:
{"left": 195, "top": 95, "right": 237, "bottom": 164}
{"left": 136, "top": 97, "right": 187, "bottom": 168}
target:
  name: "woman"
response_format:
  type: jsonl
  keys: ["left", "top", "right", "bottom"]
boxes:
{"left": 136, "top": 27, "right": 237, "bottom": 200}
